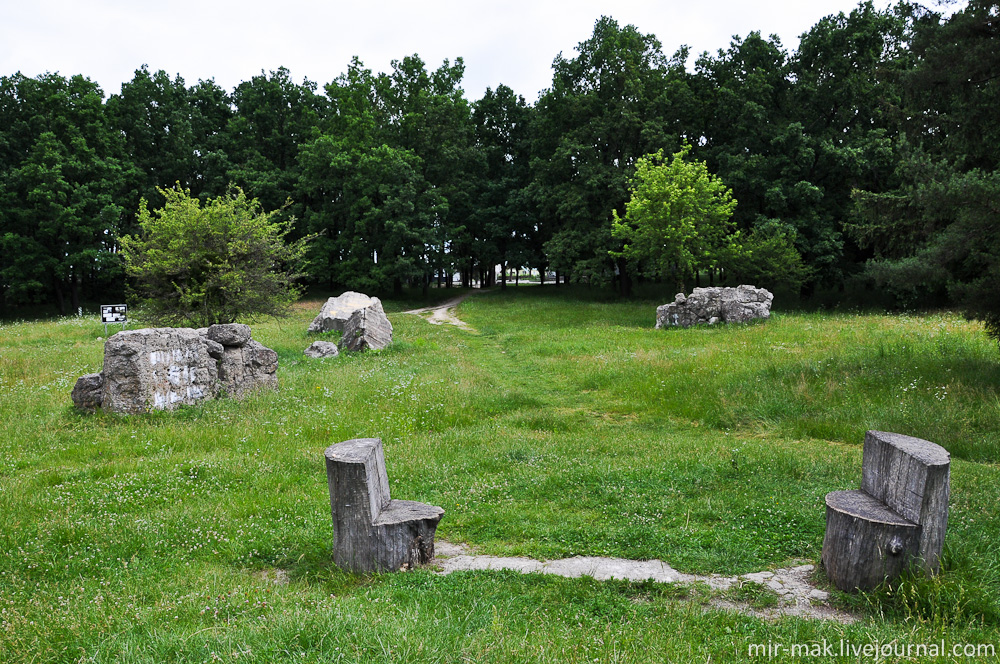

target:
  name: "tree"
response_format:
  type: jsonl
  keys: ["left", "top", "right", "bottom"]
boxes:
{"left": 611, "top": 145, "right": 738, "bottom": 291}
{"left": 379, "top": 55, "right": 480, "bottom": 290}
{"left": 225, "top": 68, "right": 326, "bottom": 214}
{"left": 0, "top": 72, "right": 126, "bottom": 313}
{"left": 120, "top": 186, "right": 311, "bottom": 327}
{"left": 693, "top": 3, "right": 909, "bottom": 291}
{"left": 107, "top": 67, "right": 234, "bottom": 222}
{"left": 849, "top": 1, "right": 1000, "bottom": 342}
{"left": 297, "top": 59, "right": 446, "bottom": 294}
{"left": 530, "top": 16, "right": 680, "bottom": 292}
{"left": 472, "top": 85, "right": 535, "bottom": 290}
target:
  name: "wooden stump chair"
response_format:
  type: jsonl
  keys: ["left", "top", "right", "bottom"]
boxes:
{"left": 325, "top": 438, "right": 444, "bottom": 573}
{"left": 822, "top": 431, "right": 950, "bottom": 592}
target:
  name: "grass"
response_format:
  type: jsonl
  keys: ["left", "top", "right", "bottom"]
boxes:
{"left": 1, "top": 286, "right": 999, "bottom": 662}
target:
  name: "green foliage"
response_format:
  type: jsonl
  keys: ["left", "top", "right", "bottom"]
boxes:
{"left": 531, "top": 16, "right": 683, "bottom": 290}
{"left": 694, "top": 3, "right": 909, "bottom": 290}
{"left": 298, "top": 56, "right": 475, "bottom": 294}
{"left": 226, "top": 68, "right": 326, "bottom": 214}
{"left": 850, "top": 1, "right": 1000, "bottom": 344}
{"left": 472, "top": 85, "right": 536, "bottom": 288}
{"left": 120, "top": 186, "right": 310, "bottom": 326}
{"left": 3, "top": 0, "right": 999, "bottom": 321}
{"left": 0, "top": 72, "right": 126, "bottom": 313}
{"left": 723, "top": 220, "right": 810, "bottom": 295}
{"left": 611, "top": 145, "right": 738, "bottom": 290}
{"left": 106, "top": 67, "right": 234, "bottom": 225}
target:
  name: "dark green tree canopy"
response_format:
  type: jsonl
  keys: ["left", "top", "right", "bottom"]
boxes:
{"left": 531, "top": 16, "right": 681, "bottom": 290}
{"left": 0, "top": 72, "right": 125, "bottom": 313}
{"left": 2, "top": 2, "right": 998, "bottom": 344}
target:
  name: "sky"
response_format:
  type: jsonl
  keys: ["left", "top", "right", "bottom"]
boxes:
{"left": 1, "top": 0, "right": 910, "bottom": 102}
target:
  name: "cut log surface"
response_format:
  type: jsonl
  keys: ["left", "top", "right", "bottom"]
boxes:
{"left": 822, "top": 490, "right": 920, "bottom": 592}
{"left": 325, "top": 438, "right": 444, "bottom": 573}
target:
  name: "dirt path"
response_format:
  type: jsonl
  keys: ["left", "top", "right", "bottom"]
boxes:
{"left": 434, "top": 542, "right": 853, "bottom": 623}
{"left": 402, "top": 290, "right": 487, "bottom": 331}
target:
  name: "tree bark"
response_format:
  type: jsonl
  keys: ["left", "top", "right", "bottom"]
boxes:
{"left": 53, "top": 279, "right": 66, "bottom": 316}
{"left": 617, "top": 259, "right": 632, "bottom": 297}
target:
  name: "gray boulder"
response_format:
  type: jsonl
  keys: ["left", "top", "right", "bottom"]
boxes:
{"left": 74, "top": 325, "right": 278, "bottom": 413}
{"left": 304, "top": 341, "right": 340, "bottom": 359}
{"left": 71, "top": 372, "right": 104, "bottom": 412}
{"left": 308, "top": 292, "right": 378, "bottom": 333}
{"left": 656, "top": 285, "right": 773, "bottom": 329}
{"left": 219, "top": 340, "right": 278, "bottom": 398}
{"left": 206, "top": 323, "right": 252, "bottom": 347}
{"left": 101, "top": 328, "right": 221, "bottom": 413}
{"left": 339, "top": 298, "right": 393, "bottom": 352}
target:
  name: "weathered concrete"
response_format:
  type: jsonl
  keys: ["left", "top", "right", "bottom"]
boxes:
{"left": 100, "top": 327, "right": 221, "bottom": 413}
{"left": 308, "top": 292, "right": 378, "bottom": 333}
{"left": 434, "top": 542, "right": 853, "bottom": 622}
{"left": 218, "top": 339, "right": 278, "bottom": 399}
{"left": 70, "top": 372, "right": 104, "bottom": 412}
{"left": 656, "top": 285, "right": 773, "bottom": 329}
{"left": 206, "top": 323, "right": 252, "bottom": 347}
{"left": 72, "top": 324, "right": 278, "bottom": 414}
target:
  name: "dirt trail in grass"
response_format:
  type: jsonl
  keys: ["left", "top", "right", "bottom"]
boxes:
{"left": 435, "top": 542, "right": 854, "bottom": 623}
{"left": 402, "top": 290, "right": 488, "bottom": 331}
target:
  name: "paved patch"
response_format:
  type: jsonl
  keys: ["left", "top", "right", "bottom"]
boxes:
{"left": 434, "top": 542, "right": 854, "bottom": 623}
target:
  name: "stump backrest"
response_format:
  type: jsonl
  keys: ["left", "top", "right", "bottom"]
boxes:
{"left": 859, "top": 430, "right": 950, "bottom": 566}
{"left": 325, "top": 437, "right": 391, "bottom": 526}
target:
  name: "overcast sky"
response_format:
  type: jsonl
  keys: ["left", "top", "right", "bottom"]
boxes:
{"left": 2, "top": 0, "right": 913, "bottom": 102}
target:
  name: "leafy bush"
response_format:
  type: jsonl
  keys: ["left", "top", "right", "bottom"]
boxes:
{"left": 120, "top": 186, "right": 311, "bottom": 327}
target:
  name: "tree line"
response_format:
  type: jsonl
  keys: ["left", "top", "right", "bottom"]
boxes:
{"left": 1, "top": 1, "right": 997, "bottom": 337}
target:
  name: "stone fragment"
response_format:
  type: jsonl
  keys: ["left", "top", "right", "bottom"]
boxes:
{"left": 656, "top": 285, "right": 773, "bottom": 329}
{"left": 206, "top": 323, "right": 251, "bottom": 347}
{"left": 339, "top": 298, "right": 393, "bottom": 352}
{"left": 308, "top": 291, "right": 378, "bottom": 333}
{"left": 219, "top": 340, "right": 278, "bottom": 399}
{"left": 304, "top": 340, "right": 340, "bottom": 359}
{"left": 71, "top": 372, "right": 104, "bottom": 412}
{"left": 204, "top": 339, "right": 225, "bottom": 361}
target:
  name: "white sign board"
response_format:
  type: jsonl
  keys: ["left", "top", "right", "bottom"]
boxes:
{"left": 101, "top": 304, "right": 127, "bottom": 325}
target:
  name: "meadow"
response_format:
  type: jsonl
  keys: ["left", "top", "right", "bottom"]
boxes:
{"left": 1, "top": 287, "right": 999, "bottom": 663}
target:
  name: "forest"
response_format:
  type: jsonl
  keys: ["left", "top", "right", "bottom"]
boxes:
{"left": 0, "top": 1, "right": 997, "bottom": 337}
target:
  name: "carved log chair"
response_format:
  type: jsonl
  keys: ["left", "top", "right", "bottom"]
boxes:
{"left": 822, "top": 431, "right": 950, "bottom": 592}
{"left": 325, "top": 438, "right": 444, "bottom": 573}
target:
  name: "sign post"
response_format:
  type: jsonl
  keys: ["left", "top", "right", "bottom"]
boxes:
{"left": 101, "top": 304, "right": 128, "bottom": 335}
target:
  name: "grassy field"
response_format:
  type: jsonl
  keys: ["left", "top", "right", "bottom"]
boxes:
{"left": 2, "top": 286, "right": 999, "bottom": 662}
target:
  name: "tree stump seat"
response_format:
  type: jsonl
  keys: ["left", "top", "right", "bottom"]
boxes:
{"left": 821, "top": 431, "right": 950, "bottom": 592}
{"left": 325, "top": 437, "right": 444, "bottom": 573}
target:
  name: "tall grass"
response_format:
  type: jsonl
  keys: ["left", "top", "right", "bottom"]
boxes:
{"left": 1, "top": 288, "right": 998, "bottom": 662}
